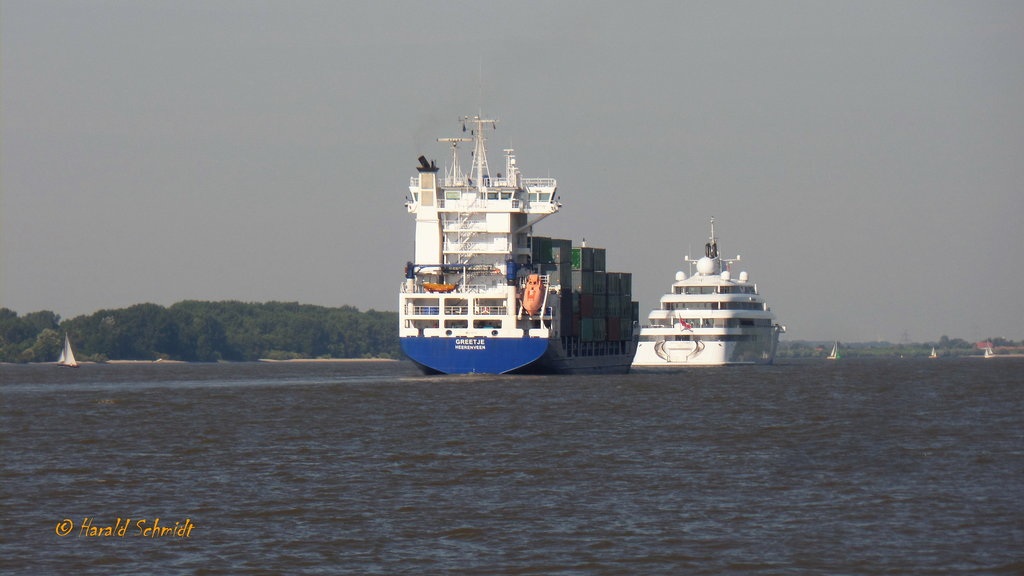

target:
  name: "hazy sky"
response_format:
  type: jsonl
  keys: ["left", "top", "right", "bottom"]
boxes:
{"left": 3, "top": 0, "right": 1022, "bottom": 342}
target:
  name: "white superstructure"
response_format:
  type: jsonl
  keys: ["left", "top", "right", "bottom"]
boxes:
{"left": 400, "top": 115, "right": 559, "bottom": 343}
{"left": 632, "top": 218, "right": 785, "bottom": 368}
{"left": 398, "top": 115, "right": 637, "bottom": 374}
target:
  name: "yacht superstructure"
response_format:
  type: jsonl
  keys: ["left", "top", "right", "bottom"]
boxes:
{"left": 632, "top": 218, "right": 785, "bottom": 368}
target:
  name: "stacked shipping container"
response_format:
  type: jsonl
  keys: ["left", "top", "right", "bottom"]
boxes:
{"left": 531, "top": 237, "right": 639, "bottom": 343}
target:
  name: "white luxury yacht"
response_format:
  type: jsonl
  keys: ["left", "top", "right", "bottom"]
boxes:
{"left": 632, "top": 218, "right": 785, "bottom": 368}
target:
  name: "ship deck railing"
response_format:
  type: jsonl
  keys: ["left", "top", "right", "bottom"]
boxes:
{"left": 443, "top": 241, "right": 511, "bottom": 253}
{"left": 406, "top": 305, "right": 557, "bottom": 318}
{"left": 408, "top": 305, "right": 512, "bottom": 316}
{"left": 522, "top": 177, "right": 556, "bottom": 188}
{"left": 439, "top": 198, "right": 521, "bottom": 210}
{"left": 410, "top": 176, "right": 556, "bottom": 189}
{"left": 400, "top": 282, "right": 507, "bottom": 295}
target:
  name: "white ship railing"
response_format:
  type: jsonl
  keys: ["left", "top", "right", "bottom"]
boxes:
{"left": 407, "top": 305, "right": 512, "bottom": 316}
{"left": 441, "top": 198, "right": 520, "bottom": 210}
{"left": 522, "top": 178, "right": 556, "bottom": 188}
{"left": 399, "top": 282, "right": 506, "bottom": 295}
{"left": 474, "top": 305, "right": 508, "bottom": 315}
{"left": 412, "top": 176, "right": 556, "bottom": 189}
{"left": 443, "top": 240, "right": 510, "bottom": 253}
{"left": 443, "top": 220, "right": 490, "bottom": 231}
{"left": 405, "top": 305, "right": 555, "bottom": 318}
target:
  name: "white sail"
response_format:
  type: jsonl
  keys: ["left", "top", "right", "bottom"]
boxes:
{"left": 827, "top": 341, "right": 839, "bottom": 360}
{"left": 58, "top": 334, "right": 78, "bottom": 367}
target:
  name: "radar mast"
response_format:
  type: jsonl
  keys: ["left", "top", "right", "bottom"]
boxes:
{"left": 437, "top": 137, "right": 471, "bottom": 186}
{"left": 462, "top": 115, "right": 497, "bottom": 192}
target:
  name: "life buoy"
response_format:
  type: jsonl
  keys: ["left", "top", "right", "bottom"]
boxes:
{"left": 521, "top": 274, "right": 543, "bottom": 316}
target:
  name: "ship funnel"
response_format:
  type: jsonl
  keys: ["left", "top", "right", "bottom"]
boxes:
{"left": 416, "top": 156, "right": 438, "bottom": 172}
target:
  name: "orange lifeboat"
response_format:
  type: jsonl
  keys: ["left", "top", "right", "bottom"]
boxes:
{"left": 423, "top": 283, "right": 457, "bottom": 293}
{"left": 521, "top": 274, "right": 544, "bottom": 316}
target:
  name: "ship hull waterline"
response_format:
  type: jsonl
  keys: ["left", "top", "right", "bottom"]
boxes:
{"left": 631, "top": 331, "right": 782, "bottom": 370}
{"left": 401, "top": 336, "right": 636, "bottom": 375}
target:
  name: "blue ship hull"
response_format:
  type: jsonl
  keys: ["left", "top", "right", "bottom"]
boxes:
{"left": 400, "top": 336, "right": 636, "bottom": 375}
{"left": 400, "top": 337, "right": 548, "bottom": 374}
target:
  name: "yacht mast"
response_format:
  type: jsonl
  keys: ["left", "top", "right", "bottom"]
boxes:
{"left": 706, "top": 216, "right": 718, "bottom": 259}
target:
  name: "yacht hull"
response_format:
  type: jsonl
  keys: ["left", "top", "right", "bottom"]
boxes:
{"left": 632, "top": 329, "right": 781, "bottom": 369}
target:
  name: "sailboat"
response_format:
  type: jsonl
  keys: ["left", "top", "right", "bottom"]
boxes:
{"left": 984, "top": 345, "right": 995, "bottom": 359}
{"left": 57, "top": 333, "right": 79, "bottom": 368}
{"left": 929, "top": 346, "right": 938, "bottom": 359}
{"left": 827, "top": 341, "right": 840, "bottom": 360}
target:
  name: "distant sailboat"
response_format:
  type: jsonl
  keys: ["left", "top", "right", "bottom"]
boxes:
{"left": 929, "top": 346, "right": 938, "bottom": 359}
{"left": 827, "top": 341, "right": 840, "bottom": 360}
{"left": 57, "top": 334, "right": 79, "bottom": 368}
{"left": 984, "top": 345, "right": 995, "bottom": 359}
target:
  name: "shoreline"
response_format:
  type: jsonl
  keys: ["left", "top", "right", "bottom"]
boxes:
{"left": 0, "top": 358, "right": 402, "bottom": 366}
{"left": 102, "top": 358, "right": 400, "bottom": 364}
{"left": 257, "top": 358, "right": 398, "bottom": 363}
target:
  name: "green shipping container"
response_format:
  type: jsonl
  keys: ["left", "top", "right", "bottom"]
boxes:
{"left": 557, "top": 265, "right": 572, "bottom": 291}
{"left": 605, "top": 272, "right": 632, "bottom": 296}
{"left": 605, "top": 273, "right": 619, "bottom": 295}
{"left": 532, "top": 237, "right": 553, "bottom": 264}
{"left": 593, "top": 248, "right": 606, "bottom": 272}
{"left": 551, "top": 239, "right": 572, "bottom": 264}
{"left": 608, "top": 295, "right": 622, "bottom": 318}
{"left": 581, "top": 317, "right": 594, "bottom": 342}
{"left": 559, "top": 293, "right": 574, "bottom": 335}
{"left": 572, "top": 270, "right": 594, "bottom": 293}
{"left": 572, "top": 247, "right": 595, "bottom": 271}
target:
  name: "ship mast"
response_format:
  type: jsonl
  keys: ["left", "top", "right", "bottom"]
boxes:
{"left": 463, "top": 114, "right": 497, "bottom": 192}
{"left": 706, "top": 216, "right": 718, "bottom": 259}
{"left": 438, "top": 137, "right": 471, "bottom": 185}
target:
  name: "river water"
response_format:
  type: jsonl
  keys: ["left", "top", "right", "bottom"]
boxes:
{"left": 1, "top": 358, "right": 1021, "bottom": 574}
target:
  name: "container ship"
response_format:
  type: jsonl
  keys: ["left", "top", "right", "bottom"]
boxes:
{"left": 399, "top": 115, "right": 638, "bottom": 374}
{"left": 632, "top": 218, "right": 785, "bottom": 368}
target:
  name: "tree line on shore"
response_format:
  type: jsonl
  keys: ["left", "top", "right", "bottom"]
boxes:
{"left": 0, "top": 301, "right": 400, "bottom": 363}
{"left": 3, "top": 302, "right": 1019, "bottom": 363}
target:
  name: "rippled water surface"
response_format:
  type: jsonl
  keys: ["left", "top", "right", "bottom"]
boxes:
{"left": 2, "top": 359, "right": 1022, "bottom": 575}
